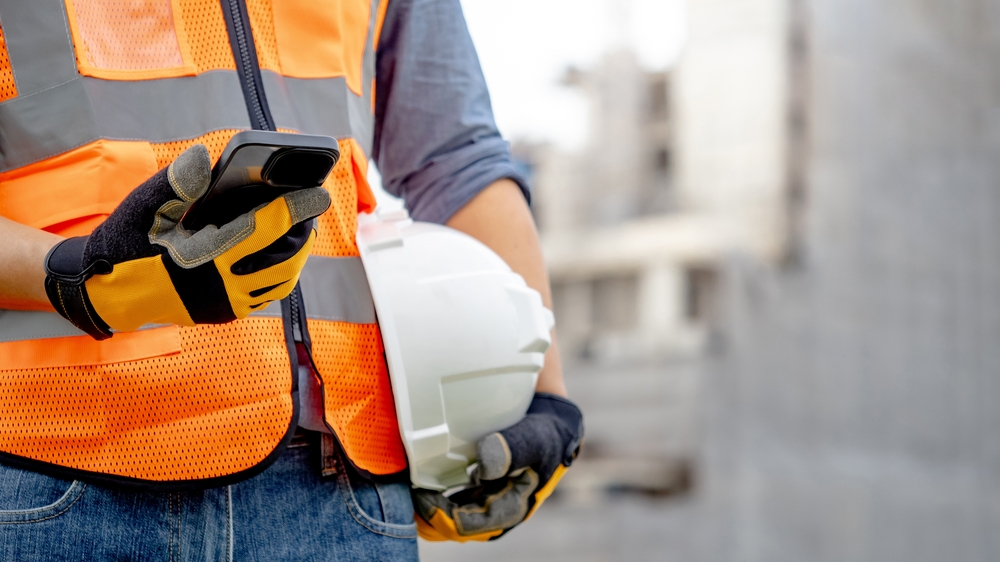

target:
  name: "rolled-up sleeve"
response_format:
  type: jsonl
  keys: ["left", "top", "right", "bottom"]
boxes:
{"left": 372, "top": 0, "right": 529, "bottom": 225}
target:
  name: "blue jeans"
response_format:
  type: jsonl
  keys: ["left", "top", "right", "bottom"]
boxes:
{"left": 0, "top": 434, "right": 418, "bottom": 561}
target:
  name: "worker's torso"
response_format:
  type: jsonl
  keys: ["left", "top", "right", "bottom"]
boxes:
{"left": 0, "top": 0, "right": 405, "bottom": 489}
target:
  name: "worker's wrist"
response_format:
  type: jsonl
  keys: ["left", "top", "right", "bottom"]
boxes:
{"left": 0, "top": 227, "right": 63, "bottom": 311}
{"left": 534, "top": 337, "right": 568, "bottom": 396}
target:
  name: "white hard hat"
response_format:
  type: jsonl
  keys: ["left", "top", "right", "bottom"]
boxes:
{"left": 357, "top": 208, "right": 554, "bottom": 491}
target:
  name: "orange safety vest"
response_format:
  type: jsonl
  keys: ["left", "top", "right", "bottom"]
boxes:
{"left": 0, "top": 0, "right": 406, "bottom": 489}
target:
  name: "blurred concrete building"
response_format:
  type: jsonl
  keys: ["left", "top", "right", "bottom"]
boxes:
{"left": 507, "top": 0, "right": 803, "bottom": 501}
{"left": 523, "top": 0, "right": 799, "bottom": 364}
{"left": 520, "top": 53, "right": 711, "bottom": 365}
{"left": 511, "top": 49, "right": 712, "bottom": 499}
{"left": 426, "top": 0, "right": 1000, "bottom": 560}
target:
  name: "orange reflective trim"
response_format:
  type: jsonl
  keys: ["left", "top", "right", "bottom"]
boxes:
{"left": 349, "top": 138, "right": 378, "bottom": 214}
{"left": 0, "top": 297, "right": 53, "bottom": 312}
{"left": 309, "top": 319, "right": 406, "bottom": 475}
{"left": 0, "top": 20, "right": 17, "bottom": 103}
{"left": 0, "top": 140, "right": 158, "bottom": 235}
{"left": 271, "top": 0, "right": 370, "bottom": 94}
{"left": 0, "top": 326, "right": 181, "bottom": 370}
{"left": 373, "top": 0, "right": 389, "bottom": 51}
{"left": 0, "top": 318, "right": 293, "bottom": 481}
{"left": 47, "top": 216, "right": 107, "bottom": 239}
{"left": 64, "top": 0, "right": 198, "bottom": 80}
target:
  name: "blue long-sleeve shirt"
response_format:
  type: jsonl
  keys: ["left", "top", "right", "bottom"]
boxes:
{"left": 372, "top": 0, "right": 529, "bottom": 224}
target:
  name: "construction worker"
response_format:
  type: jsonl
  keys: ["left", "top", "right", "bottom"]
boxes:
{"left": 0, "top": 0, "right": 581, "bottom": 560}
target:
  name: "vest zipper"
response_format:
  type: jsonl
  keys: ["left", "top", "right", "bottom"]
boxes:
{"left": 221, "top": 0, "right": 309, "bottom": 402}
{"left": 221, "top": 0, "right": 275, "bottom": 131}
{"left": 219, "top": 0, "right": 385, "bottom": 478}
{"left": 289, "top": 287, "right": 303, "bottom": 343}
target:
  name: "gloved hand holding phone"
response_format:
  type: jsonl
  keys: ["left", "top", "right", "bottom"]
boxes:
{"left": 44, "top": 144, "right": 331, "bottom": 340}
{"left": 413, "top": 392, "right": 584, "bottom": 542}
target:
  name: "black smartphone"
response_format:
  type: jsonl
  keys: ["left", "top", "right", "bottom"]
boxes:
{"left": 181, "top": 131, "right": 340, "bottom": 231}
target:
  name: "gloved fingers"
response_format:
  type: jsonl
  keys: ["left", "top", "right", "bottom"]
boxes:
{"left": 476, "top": 433, "right": 513, "bottom": 481}
{"left": 144, "top": 145, "right": 213, "bottom": 232}
{"left": 151, "top": 184, "right": 328, "bottom": 269}
{"left": 478, "top": 394, "right": 585, "bottom": 484}
{"left": 108, "top": 145, "right": 211, "bottom": 232}
{"left": 155, "top": 194, "right": 295, "bottom": 269}
{"left": 281, "top": 186, "right": 332, "bottom": 225}
{"left": 413, "top": 469, "right": 538, "bottom": 542}
{"left": 83, "top": 146, "right": 211, "bottom": 268}
{"left": 477, "top": 414, "right": 563, "bottom": 481}
{"left": 219, "top": 229, "right": 316, "bottom": 318}
{"left": 229, "top": 220, "right": 313, "bottom": 276}
{"left": 165, "top": 144, "right": 213, "bottom": 203}
{"left": 215, "top": 189, "right": 326, "bottom": 262}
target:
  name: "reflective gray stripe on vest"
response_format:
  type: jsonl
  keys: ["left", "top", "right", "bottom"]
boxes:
{"left": 0, "top": 256, "right": 374, "bottom": 343}
{"left": 261, "top": 0, "right": 379, "bottom": 154}
{"left": 0, "top": 71, "right": 375, "bottom": 172}
{"left": 0, "top": 0, "right": 78, "bottom": 96}
{"left": 0, "top": 73, "right": 253, "bottom": 172}
{"left": 265, "top": 74, "right": 374, "bottom": 154}
{"left": 251, "top": 256, "right": 376, "bottom": 324}
{"left": 0, "top": 309, "right": 84, "bottom": 342}
{"left": 0, "top": 312, "right": 171, "bottom": 342}
{"left": 0, "top": 0, "right": 378, "bottom": 172}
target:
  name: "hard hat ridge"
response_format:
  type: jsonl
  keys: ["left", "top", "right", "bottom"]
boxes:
{"left": 357, "top": 208, "right": 554, "bottom": 490}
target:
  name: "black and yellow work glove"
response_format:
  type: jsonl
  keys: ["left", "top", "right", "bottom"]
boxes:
{"left": 413, "top": 393, "right": 584, "bottom": 542}
{"left": 44, "top": 144, "right": 331, "bottom": 340}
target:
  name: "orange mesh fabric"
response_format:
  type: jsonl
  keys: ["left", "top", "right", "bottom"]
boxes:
{"left": 313, "top": 139, "right": 365, "bottom": 258}
{"left": 151, "top": 129, "right": 242, "bottom": 168}
{"left": 245, "top": 0, "right": 280, "bottom": 72}
{"left": 0, "top": 22, "right": 17, "bottom": 103}
{"left": 0, "top": 140, "right": 158, "bottom": 235}
{"left": 270, "top": 0, "right": 371, "bottom": 94}
{"left": 309, "top": 320, "right": 406, "bottom": 474}
{"left": 175, "top": 0, "right": 236, "bottom": 72}
{"left": 65, "top": 0, "right": 195, "bottom": 79}
{"left": 0, "top": 318, "right": 293, "bottom": 481}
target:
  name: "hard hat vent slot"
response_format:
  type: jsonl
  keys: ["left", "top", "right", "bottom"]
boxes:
{"left": 506, "top": 285, "right": 554, "bottom": 354}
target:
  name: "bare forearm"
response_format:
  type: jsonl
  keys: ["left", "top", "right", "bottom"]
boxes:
{"left": 0, "top": 216, "right": 62, "bottom": 311}
{"left": 445, "top": 179, "right": 568, "bottom": 397}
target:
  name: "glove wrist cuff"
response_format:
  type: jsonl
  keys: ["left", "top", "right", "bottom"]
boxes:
{"left": 44, "top": 237, "right": 114, "bottom": 341}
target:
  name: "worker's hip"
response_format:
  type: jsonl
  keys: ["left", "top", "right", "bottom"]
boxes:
{"left": 0, "top": 431, "right": 418, "bottom": 562}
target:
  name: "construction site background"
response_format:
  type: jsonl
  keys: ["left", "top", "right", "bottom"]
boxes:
{"left": 388, "top": 0, "right": 1000, "bottom": 560}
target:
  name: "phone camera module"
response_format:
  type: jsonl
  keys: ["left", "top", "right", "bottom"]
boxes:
{"left": 263, "top": 149, "right": 336, "bottom": 188}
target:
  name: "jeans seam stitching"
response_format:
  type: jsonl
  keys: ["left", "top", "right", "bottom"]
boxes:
{"left": 226, "top": 486, "right": 234, "bottom": 562}
{"left": 0, "top": 481, "right": 86, "bottom": 525}
{"left": 337, "top": 475, "right": 416, "bottom": 538}
{"left": 0, "top": 479, "right": 83, "bottom": 515}
{"left": 168, "top": 493, "right": 174, "bottom": 562}
{"left": 335, "top": 460, "right": 416, "bottom": 538}
{"left": 176, "top": 491, "right": 182, "bottom": 562}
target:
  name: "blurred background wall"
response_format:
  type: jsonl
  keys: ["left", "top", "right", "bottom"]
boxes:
{"left": 412, "top": 0, "right": 1000, "bottom": 560}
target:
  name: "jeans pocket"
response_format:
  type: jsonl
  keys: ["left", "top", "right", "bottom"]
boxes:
{"left": 0, "top": 463, "right": 86, "bottom": 524}
{"left": 337, "top": 460, "right": 416, "bottom": 539}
